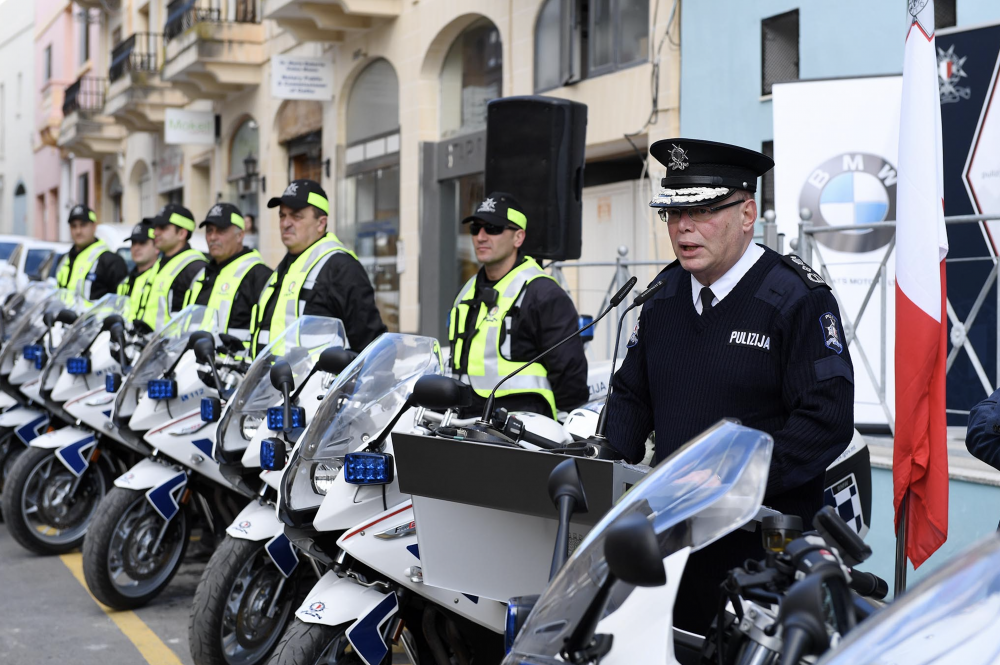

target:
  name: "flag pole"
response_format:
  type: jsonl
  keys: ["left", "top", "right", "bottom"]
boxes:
{"left": 894, "top": 489, "right": 908, "bottom": 595}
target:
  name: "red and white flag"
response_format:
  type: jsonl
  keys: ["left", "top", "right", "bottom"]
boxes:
{"left": 894, "top": 0, "right": 949, "bottom": 568}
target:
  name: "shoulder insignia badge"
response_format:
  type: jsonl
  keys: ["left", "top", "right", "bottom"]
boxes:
{"left": 782, "top": 254, "right": 830, "bottom": 290}
{"left": 820, "top": 312, "right": 844, "bottom": 354}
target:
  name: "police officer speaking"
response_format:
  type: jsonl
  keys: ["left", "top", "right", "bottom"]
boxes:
{"left": 183, "top": 203, "right": 271, "bottom": 340}
{"left": 139, "top": 204, "right": 208, "bottom": 331}
{"left": 604, "top": 139, "right": 856, "bottom": 632}
{"left": 56, "top": 204, "right": 128, "bottom": 301}
{"left": 250, "top": 179, "right": 385, "bottom": 355}
{"left": 449, "top": 192, "right": 588, "bottom": 419}
{"left": 116, "top": 220, "right": 159, "bottom": 321}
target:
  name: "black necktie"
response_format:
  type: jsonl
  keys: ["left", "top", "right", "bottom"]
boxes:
{"left": 700, "top": 287, "right": 716, "bottom": 313}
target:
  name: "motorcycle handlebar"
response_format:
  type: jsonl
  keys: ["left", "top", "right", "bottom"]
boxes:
{"left": 849, "top": 570, "right": 888, "bottom": 600}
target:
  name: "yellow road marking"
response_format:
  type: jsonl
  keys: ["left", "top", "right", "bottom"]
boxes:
{"left": 59, "top": 552, "right": 184, "bottom": 665}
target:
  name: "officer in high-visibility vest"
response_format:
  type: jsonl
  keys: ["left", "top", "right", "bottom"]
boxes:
{"left": 183, "top": 203, "right": 271, "bottom": 340}
{"left": 139, "top": 204, "right": 207, "bottom": 331}
{"left": 55, "top": 204, "right": 128, "bottom": 301}
{"left": 116, "top": 220, "right": 159, "bottom": 321}
{"left": 250, "top": 179, "right": 385, "bottom": 356}
{"left": 449, "top": 192, "right": 588, "bottom": 419}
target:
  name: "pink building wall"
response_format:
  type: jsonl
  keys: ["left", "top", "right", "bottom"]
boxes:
{"left": 33, "top": 0, "right": 98, "bottom": 240}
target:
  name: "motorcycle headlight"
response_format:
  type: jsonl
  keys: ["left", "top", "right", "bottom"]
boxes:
{"left": 310, "top": 461, "right": 342, "bottom": 495}
{"left": 241, "top": 414, "right": 263, "bottom": 441}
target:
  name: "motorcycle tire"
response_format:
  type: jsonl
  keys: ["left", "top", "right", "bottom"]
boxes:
{"left": 190, "top": 536, "right": 313, "bottom": 665}
{"left": 265, "top": 620, "right": 362, "bottom": 665}
{"left": 82, "top": 486, "right": 190, "bottom": 610}
{"left": 1, "top": 445, "right": 110, "bottom": 555}
{"left": 0, "top": 430, "right": 23, "bottom": 521}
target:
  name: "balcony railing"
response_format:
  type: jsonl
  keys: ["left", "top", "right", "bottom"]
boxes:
{"left": 110, "top": 33, "right": 162, "bottom": 83}
{"left": 62, "top": 76, "right": 108, "bottom": 116}
{"left": 164, "top": 0, "right": 259, "bottom": 42}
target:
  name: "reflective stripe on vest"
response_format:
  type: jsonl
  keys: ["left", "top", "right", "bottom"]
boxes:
{"left": 184, "top": 250, "right": 265, "bottom": 333}
{"left": 447, "top": 258, "right": 557, "bottom": 418}
{"left": 56, "top": 240, "right": 110, "bottom": 300}
{"left": 251, "top": 234, "right": 356, "bottom": 357}
{"left": 118, "top": 266, "right": 157, "bottom": 322}
{"left": 140, "top": 248, "right": 205, "bottom": 331}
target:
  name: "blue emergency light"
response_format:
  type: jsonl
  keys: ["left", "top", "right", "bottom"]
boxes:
{"left": 66, "top": 356, "right": 91, "bottom": 375}
{"left": 260, "top": 437, "right": 286, "bottom": 471}
{"left": 23, "top": 344, "right": 45, "bottom": 368}
{"left": 343, "top": 452, "right": 394, "bottom": 485}
{"left": 578, "top": 315, "right": 595, "bottom": 344}
{"left": 106, "top": 373, "right": 122, "bottom": 393}
{"left": 266, "top": 406, "right": 305, "bottom": 431}
{"left": 147, "top": 379, "right": 178, "bottom": 400}
{"left": 201, "top": 397, "right": 221, "bottom": 422}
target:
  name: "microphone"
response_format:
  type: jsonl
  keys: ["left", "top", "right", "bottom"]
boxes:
{"left": 479, "top": 276, "right": 637, "bottom": 424}
{"left": 593, "top": 279, "right": 666, "bottom": 437}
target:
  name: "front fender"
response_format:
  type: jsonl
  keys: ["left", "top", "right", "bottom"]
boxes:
{"left": 227, "top": 501, "right": 281, "bottom": 541}
{"left": 116, "top": 458, "right": 189, "bottom": 520}
{"left": 0, "top": 391, "right": 18, "bottom": 410}
{"left": 30, "top": 426, "right": 96, "bottom": 477}
{"left": 296, "top": 573, "right": 394, "bottom": 630}
{"left": 0, "top": 406, "right": 48, "bottom": 445}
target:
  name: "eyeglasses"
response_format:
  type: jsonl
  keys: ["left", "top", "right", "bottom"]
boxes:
{"left": 469, "top": 221, "right": 518, "bottom": 236}
{"left": 657, "top": 198, "right": 746, "bottom": 223}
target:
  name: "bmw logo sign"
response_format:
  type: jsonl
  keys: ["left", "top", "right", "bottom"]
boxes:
{"left": 799, "top": 153, "right": 897, "bottom": 253}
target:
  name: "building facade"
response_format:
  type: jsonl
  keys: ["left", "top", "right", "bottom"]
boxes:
{"left": 0, "top": 0, "right": 35, "bottom": 236}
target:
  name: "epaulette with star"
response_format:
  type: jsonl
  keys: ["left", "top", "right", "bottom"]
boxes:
{"left": 781, "top": 254, "right": 830, "bottom": 289}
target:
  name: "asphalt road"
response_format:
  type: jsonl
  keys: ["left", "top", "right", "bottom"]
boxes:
{"left": 0, "top": 525, "right": 201, "bottom": 665}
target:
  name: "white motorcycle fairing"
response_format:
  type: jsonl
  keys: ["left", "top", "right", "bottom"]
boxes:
{"left": 29, "top": 426, "right": 97, "bottom": 476}
{"left": 0, "top": 391, "right": 17, "bottom": 410}
{"left": 227, "top": 500, "right": 283, "bottom": 541}
{"left": 0, "top": 405, "right": 49, "bottom": 445}
{"left": 143, "top": 412, "right": 233, "bottom": 488}
{"left": 115, "top": 457, "right": 188, "bottom": 521}
{"left": 64, "top": 387, "right": 124, "bottom": 444}
{"left": 50, "top": 330, "right": 116, "bottom": 403}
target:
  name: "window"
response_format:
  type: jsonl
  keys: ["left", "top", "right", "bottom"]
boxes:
{"left": 440, "top": 19, "right": 502, "bottom": 138}
{"left": 77, "top": 173, "right": 90, "bottom": 208}
{"left": 935, "top": 0, "right": 956, "bottom": 29}
{"left": 761, "top": 10, "right": 799, "bottom": 96}
{"left": 112, "top": 27, "right": 122, "bottom": 47}
{"left": 80, "top": 17, "right": 91, "bottom": 65}
{"left": 44, "top": 46, "right": 52, "bottom": 82}
{"left": 535, "top": 0, "right": 648, "bottom": 92}
{"left": 760, "top": 141, "right": 775, "bottom": 214}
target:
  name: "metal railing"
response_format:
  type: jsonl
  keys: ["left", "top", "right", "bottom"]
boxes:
{"left": 62, "top": 76, "right": 108, "bottom": 116}
{"left": 164, "top": 0, "right": 260, "bottom": 42}
{"left": 110, "top": 32, "right": 161, "bottom": 82}
{"left": 792, "top": 210, "right": 1000, "bottom": 432}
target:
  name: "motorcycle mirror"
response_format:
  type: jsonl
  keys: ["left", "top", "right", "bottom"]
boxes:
{"left": 604, "top": 513, "right": 665, "bottom": 587}
{"left": 56, "top": 309, "right": 78, "bottom": 325}
{"left": 270, "top": 360, "right": 295, "bottom": 391}
{"left": 132, "top": 319, "right": 153, "bottom": 336}
{"left": 317, "top": 347, "right": 356, "bottom": 375}
{"left": 43, "top": 311, "right": 56, "bottom": 328}
{"left": 188, "top": 330, "right": 215, "bottom": 352}
{"left": 192, "top": 337, "right": 216, "bottom": 365}
{"left": 218, "top": 333, "right": 246, "bottom": 355}
{"left": 102, "top": 314, "right": 125, "bottom": 332}
{"left": 411, "top": 375, "right": 473, "bottom": 410}
{"left": 547, "top": 458, "right": 588, "bottom": 511}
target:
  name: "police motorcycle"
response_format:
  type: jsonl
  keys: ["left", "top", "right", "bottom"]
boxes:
{"left": 0, "top": 294, "right": 140, "bottom": 555}
{"left": 188, "top": 315, "right": 349, "bottom": 665}
{"left": 81, "top": 304, "right": 252, "bottom": 610}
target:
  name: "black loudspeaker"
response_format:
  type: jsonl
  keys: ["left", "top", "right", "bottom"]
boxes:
{"left": 485, "top": 96, "right": 587, "bottom": 261}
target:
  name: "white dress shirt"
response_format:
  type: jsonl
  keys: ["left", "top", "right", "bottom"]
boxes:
{"left": 692, "top": 243, "right": 765, "bottom": 314}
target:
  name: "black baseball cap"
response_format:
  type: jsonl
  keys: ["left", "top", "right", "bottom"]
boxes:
{"left": 648, "top": 138, "right": 774, "bottom": 209}
{"left": 151, "top": 203, "right": 196, "bottom": 232}
{"left": 67, "top": 204, "right": 97, "bottom": 224}
{"left": 460, "top": 192, "right": 528, "bottom": 230}
{"left": 267, "top": 179, "right": 330, "bottom": 216}
{"left": 200, "top": 202, "right": 246, "bottom": 230}
{"left": 127, "top": 221, "right": 155, "bottom": 243}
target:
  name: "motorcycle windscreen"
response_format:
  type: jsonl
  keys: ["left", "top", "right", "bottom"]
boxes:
{"left": 281, "top": 333, "right": 443, "bottom": 513}
{"left": 40, "top": 294, "right": 129, "bottom": 393}
{"left": 0, "top": 288, "right": 88, "bottom": 376}
{"left": 216, "top": 315, "right": 346, "bottom": 460}
{"left": 113, "top": 305, "right": 216, "bottom": 420}
{"left": 506, "top": 420, "right": 772, "bottom": 662}
{"left": 0, "top": 281, "right": 56, "bottom": 343}
{"left": 816, "top": 534, "right": 1000, "bottom": 665}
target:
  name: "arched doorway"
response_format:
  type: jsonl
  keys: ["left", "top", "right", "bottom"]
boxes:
{"left": 340, "top": 59, "right": 401, "bottom": 331}
{"left": 228, "top": 117, "right": 260, "bottom": 218}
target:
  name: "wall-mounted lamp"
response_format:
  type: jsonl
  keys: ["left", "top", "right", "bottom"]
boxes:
{"left": 323, "top": 158, "right": 331, "bottom": 178}
{"left": 242, "top": 152, "right": 261, "bottom": 192}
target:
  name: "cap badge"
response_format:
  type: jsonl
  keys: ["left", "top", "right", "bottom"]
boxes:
{"left": 208, "top": 204, "right": 223, "bottom": 218}
{"left": 73, "top": 205, "right": 84, "bottom": 214}
{"left": 283, "top": 183, "right": 299, "bottom": 197}
{"left": 478, "top": 197, "right": 497, "bottom": 213}
{"left": 668, "top": 144, "right": 689, "bottom": 171}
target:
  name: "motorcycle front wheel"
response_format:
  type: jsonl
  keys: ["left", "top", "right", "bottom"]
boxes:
{"left": 190, "top": 535, "right": 314, "bottom": 665}
{"left": 1, "top": 445, "right": 109, "bottom": 554}
{"left": 266, "top": 620, "right": 365, "bottom": 665}
{"left": 0, "top": 429, "right": 23, "bottom": 521}
{"left": 82, "top": 486, "right": 190, "bottom": 610}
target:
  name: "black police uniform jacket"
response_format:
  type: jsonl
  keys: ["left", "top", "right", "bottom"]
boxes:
{"left": 966, "top": 390, "right": 1000, "bottom": 528}
{"left": 63, "top": 241, "right": 128, "bottom": 300}
{"left": 607, "top": 245, "right": 855, "bottom": 520}
{"left": 192, "top": 247, "right": 273, "bottom": 331}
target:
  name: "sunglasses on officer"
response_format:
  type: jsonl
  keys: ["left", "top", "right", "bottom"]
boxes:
{"left": 469, "top": 221, "right": 519, "bottom": 236}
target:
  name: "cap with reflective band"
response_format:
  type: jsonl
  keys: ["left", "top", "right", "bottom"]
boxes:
{"left": 461, "top": 192, "right": 528, "bottom": 230}
{"left": 153, "top": 203, "right": 197, "bottom": 231}
{"left": 267, "top": 179, "right": 330, "bottom": 215}
{"left": 199, "top": 202, "right": 246, "bottom": 230}
{"left": 128, "top": 221, "right": 155, "bottom": 243}
{"left": 647, "top": 138, "right": 774, "bottom": 208}
{"left": 67, "top": 205, "right": 97, "bottom": 224}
